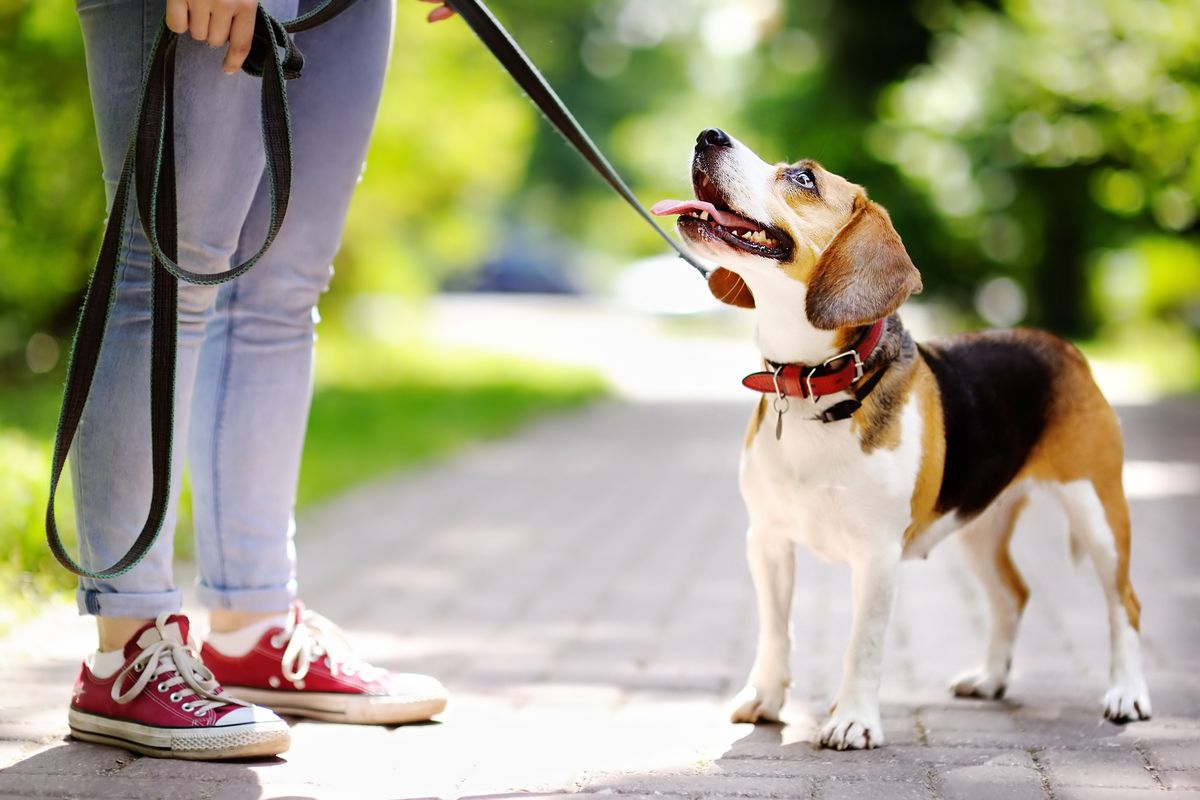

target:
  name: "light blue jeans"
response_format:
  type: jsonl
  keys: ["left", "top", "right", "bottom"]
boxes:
{"left": 73, "top": 0, "right": 395, "bottom": 617}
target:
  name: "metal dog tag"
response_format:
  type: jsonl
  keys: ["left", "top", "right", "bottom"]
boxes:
{"left": 773, "top": 395, "right": 789, "bottom": 440}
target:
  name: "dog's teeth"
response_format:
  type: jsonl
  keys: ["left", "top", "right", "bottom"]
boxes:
{"left": 700, "top": 210, "right": 709, "bottom": 221}
{"left": 741, "top": 231, "right": 752, "bottom": 240}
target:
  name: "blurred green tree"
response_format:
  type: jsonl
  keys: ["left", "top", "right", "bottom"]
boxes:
{"left": 0, "top": 2, "right": 104, "bottom": 375}
{"left": 2, "top": 0, "right": 1197, "bottom": 379}
{"left": 870, "top": 0, "right": 1200, "bottom": 336}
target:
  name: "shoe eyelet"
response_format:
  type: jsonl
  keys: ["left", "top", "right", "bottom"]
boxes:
{"left": 180, "top": 702, "right": 193, "bottom": 712}
{"left": 169, "top": 692, "right": 183, "bottom": 703}
{"left": 133, "top": 664, "right": 143, "bottom": 673}
{"left": 194, "top": 710, "right": 206, "bottom": 717}
{"left": 157, "top": 682, "right": 168, "bottom": 692}
{"left": 269, "top": 636, "right": 284, "bottom": 649}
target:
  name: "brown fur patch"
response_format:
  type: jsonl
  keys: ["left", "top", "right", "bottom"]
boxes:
{"left": 745, "top": 396, "right": 767, "bottom": 449}
{"left": 708, "top": 267, "right": 755, "bottom": 308}
{"left": 996, "top": 496, "right": 1031, "bottom": 611}
{"left": 903, "top": 359, "right": 946, "bottom": 545}
{"left": 1012, "top": 334, "right": 1140, "bottom": 629}
{"left": 846, "top": 317, "right": 916, "bottom": 455}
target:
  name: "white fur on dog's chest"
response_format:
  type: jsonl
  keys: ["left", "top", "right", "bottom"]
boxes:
{"left": 740, "top": 392, "right": 924, "bottom": 563}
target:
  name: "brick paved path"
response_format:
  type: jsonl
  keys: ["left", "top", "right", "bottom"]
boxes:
{"left": 2, "top": 400, "right": 1198, "bottom": 799}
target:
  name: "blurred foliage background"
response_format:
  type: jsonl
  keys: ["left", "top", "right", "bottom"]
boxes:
{"left": 1, "top": 0, "right": 1198, "bottom": 602}
{"left": 3, "top": 0, "right": 1198, "bottom": 375}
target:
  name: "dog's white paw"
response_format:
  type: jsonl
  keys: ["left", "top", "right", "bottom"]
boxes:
{"left": 1103, "top": 681, "right": 1152, "bottom": 723}
{"left": 818, "top": 710, "right": 884, "bottom": 750}
{"left": 951, "top": 667, "right": 1008, "bottom": 700}
{"left": 729, "top": 683, "right": 786, "bottom": 724}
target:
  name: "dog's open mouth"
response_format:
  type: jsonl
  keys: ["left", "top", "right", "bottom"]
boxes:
{"left": 652, "top": 172, "right": 792, "bottom": 260}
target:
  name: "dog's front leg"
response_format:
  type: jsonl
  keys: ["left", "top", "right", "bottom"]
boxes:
{"left": 730, "top": 526, "right": 794, "bottom": 723}
{"left": 819, "top": 546, "right": 900, "bottom": 750}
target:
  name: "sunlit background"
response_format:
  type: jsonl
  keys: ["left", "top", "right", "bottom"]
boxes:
{"left": 1, "top": 0, "right": 1198, "bottom": 607}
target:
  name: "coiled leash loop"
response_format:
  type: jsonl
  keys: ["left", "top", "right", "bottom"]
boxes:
{"left": 46, "top": 2, "right": 359, "bottom": 579}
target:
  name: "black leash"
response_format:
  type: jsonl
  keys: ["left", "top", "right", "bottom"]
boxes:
{"left": 446, "top": 0, "right": 709, "bottom": 277}
{"left": 46, "top": 2, "right": 358, "bottom": 579}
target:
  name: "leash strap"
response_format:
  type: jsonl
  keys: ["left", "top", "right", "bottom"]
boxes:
{"left": 446, "top": 0, "right": 709, "bottom": 277}
{"left": 46, "top": 3, "right": 358, "bottom": 579}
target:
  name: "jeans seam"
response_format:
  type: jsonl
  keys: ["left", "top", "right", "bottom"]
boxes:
{"left": 207, "top": 282, "right": 239, "bottom": 595}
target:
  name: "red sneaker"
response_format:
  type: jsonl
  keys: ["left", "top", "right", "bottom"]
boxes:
{"left": 68, "top": 614, "right": 290, "bottom": 760}
{"left": 202, "top": 602, "right": 448, "bottom": 725}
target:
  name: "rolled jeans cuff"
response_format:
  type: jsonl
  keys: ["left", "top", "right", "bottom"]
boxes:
{"left": 195, "top": 580, "right": 297, "bottom": 613}
{"left": 77, "top": 587, "right": 182, "bottom": 619}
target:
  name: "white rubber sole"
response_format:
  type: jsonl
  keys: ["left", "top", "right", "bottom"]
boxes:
{"left": 68, "top": 708, "right": 290, "bottom": 760}
{"left": 223, "top": 685, "right": 447, "bottom": 725}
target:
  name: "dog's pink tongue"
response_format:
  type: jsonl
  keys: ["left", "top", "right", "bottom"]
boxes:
{"left": 651, "top": 199, "right": 762, "bottom": 232}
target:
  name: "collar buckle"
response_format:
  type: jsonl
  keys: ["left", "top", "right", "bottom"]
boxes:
{"left": 804, "top": 349, "right": 865, "bottom": 403}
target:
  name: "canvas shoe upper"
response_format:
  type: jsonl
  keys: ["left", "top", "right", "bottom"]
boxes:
{"left": 202, "top": 601, "right": 447, "bottom": 725}
{"left": 68, "top": 613, "right": 290, "bottom": 760}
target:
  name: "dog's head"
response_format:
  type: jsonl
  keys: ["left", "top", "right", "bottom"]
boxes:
{"left": 652, "top": 129, "right": 922, "bottom": 330}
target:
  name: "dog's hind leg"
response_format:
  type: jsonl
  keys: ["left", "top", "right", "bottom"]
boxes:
{"left": 950, "top": 491, "right": 1030, "bottom": 700}
{"left": 1052, "top": 477, "right": 1151, "bottom": 722}
{"left": 730, "top": 526, "right": 794, "bottom": 723}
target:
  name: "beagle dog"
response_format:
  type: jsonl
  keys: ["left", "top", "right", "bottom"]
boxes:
{"left": 652, "top": 128, "right": 1151, "bottom": 750}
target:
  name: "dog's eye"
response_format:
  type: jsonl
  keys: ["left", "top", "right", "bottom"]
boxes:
{"left": 788, "top": 169, "right": 816, "bottom": 191}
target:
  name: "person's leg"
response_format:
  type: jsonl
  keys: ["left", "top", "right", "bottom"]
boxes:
{"left": 67, "top": 0, "right": 304, "bottom": 758}
{"left": 189, "top": 0, "right": 395, "bottom": 620}
{"left": 72, "top": 0, "right": 287, "bottom": 637}
{"left": 188, "top": 0, "right": 445, "bottom": 724}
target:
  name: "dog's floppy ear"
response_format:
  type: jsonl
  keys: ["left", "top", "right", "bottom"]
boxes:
{"left": 805, "top": 195, "right": 922, "bottom": 330}
{"left": 708, "top": 267, "right": 755, "bottom": 308}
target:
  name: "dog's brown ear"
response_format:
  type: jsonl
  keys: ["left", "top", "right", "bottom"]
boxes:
{"left": 708, "top": 267, "right": 755, "bottom": 308}
{"left": 805, "top": 196, "right": 922, "bottom": 330}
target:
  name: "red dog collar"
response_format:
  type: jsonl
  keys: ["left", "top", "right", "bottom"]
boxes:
{"left": 743, "top": 319, "right": 885, "bottom": 401}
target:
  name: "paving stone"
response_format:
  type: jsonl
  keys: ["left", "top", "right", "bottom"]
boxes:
{"left": 1038, "top": 747, "right": 1161, "bottom": 789}
{"left": 816, "top": 775, "right": 930, "bottom": 800}
{"left": 1162, "top": 770, "right": 1200, "bottom": 790}
{"left": 0, "top": 742, "right": 137, "bottom": 777}
{"left": 1057, "top": 789, "right": 1200, "bottom": 800}
{"left": 1145, "top": 740, "right": 1200, "bottom": 770}
{"left": 0, "top": 773, "right": 217, "bottom": 800}
{"left": 937, "top": 764, "right": 1046, "bottom": 800}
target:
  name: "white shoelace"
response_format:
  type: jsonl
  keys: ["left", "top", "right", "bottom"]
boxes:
{"left": 271, "top": 607, "right": 385, "bottom": 684}
{"left": 112, "top": 614, "right": 245, "bottom": 717}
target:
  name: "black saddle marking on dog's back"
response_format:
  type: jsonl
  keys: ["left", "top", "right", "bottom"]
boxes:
{"left": 919, "top": 333, "right": 1057, "bottom": 518}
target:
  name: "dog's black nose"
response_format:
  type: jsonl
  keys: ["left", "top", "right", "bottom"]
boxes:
{"left": 697, "top": 128, "right": 732, "bottom": 149}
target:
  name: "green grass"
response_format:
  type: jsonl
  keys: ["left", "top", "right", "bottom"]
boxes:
{"left": 298, "top": 329, "right": 606, "bottom": 505}
{"left": 0, "top": 330, "right": 605, "bottom": 626}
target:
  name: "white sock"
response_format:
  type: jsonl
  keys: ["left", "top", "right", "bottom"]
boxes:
{"left": 205, "top": 613, "right": 290, "bottom": 657}
{"left": 86, "top": 648, "right": 127, "bottom": 679}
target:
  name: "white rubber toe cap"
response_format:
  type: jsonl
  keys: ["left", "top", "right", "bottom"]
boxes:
{"left": 386, "top": 673, "right": 448, "bottom": 702}
{"left": 218, "top": 703, "right": 287, "bottom": 727}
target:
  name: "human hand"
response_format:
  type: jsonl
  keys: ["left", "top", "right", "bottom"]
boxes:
{"left": 165, "top": 0, "right": 259, "bottom": 74}
{"left": 419, "top": 0, "right": 456, "bottom": 23}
